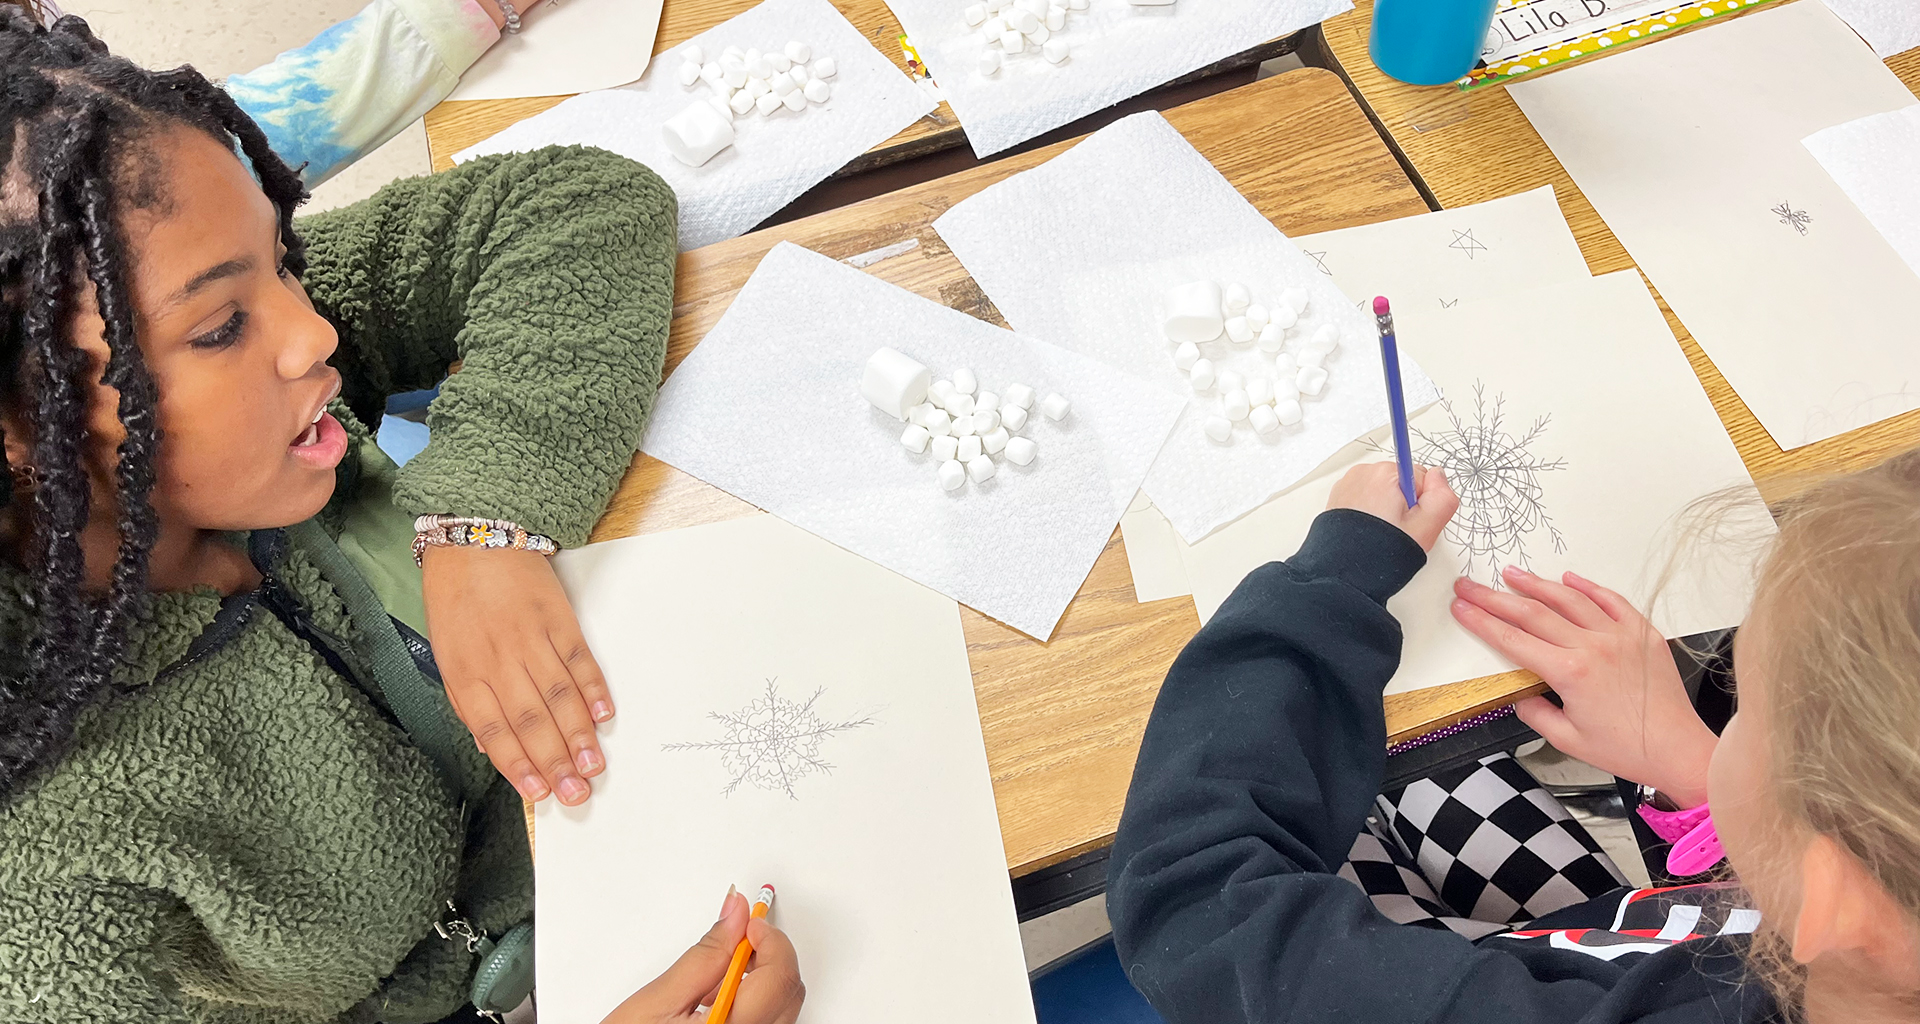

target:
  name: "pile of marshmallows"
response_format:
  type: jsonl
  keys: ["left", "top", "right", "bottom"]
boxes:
{"left": 863, "top": 347, "right": 1070, "bottom": 492}
{"left": 663, "top": 41, "right": 837, "bottom": 166}
{"left": 1162, "top": 280, "right": 1342, "bottom": 444}
{"left": 964, "top": 0, "right": 1082, "bottom": 73}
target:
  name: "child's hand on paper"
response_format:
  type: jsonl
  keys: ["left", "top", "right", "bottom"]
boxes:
{"left": 1451, "top": 567, "right": 1718, "bottom": 809}
{"left": 422, "top": 546, "right": 613, "bottom": 806}
{"left": 1325, "top": 461, "right": 1460, "bottom": 552}
{"left": 600, "top": 888, "right": 806, "bottom": 1024}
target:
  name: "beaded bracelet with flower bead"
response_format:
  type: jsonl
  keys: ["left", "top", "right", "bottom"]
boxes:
{"left": 412, "top": 514, "right": 559, "bottom": 567}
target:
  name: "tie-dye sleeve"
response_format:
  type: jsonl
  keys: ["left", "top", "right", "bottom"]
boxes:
{"left": 224, "top": 0, "right": 500, "bottom": 189}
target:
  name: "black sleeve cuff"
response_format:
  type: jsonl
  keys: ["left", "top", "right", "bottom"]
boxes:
{"left": 1284, "top": 508, "right": 1429, "bottom": 607}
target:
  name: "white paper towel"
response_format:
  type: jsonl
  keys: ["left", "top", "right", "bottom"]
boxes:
{"left": 934, "top": 112, "right": 1441, "bottom": 543}
{"left": 641, "top": 242, "right": 1185, "bottom": 639}
{"left": 451, "top": 0, "right": 935, "bottom": 250}
{"left": 886, "top": 0, "right": 1348, "bottom": 158}
{"left": 1805, "top": 103, "right": 1920, "bottom": 282}
{"left": 1820, "top": 0, "right": 1920, "bottom": 58}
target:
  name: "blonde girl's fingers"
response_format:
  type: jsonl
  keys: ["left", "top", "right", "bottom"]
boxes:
{"left": 1452, "top": 575, "right": 1582, "bottom": 648}
{"left": 1561, "top": 571, "right": 1638, "bottom": 623}
{"left": 1502, "top": 566, "right": 1613, "bottom": 632}
{"left": 461, "top": 683, "right": 551, "bottom": 801}
{"left": 1411, "top": 467, "right": 1459, "bottom": 529}
{"left": 1450, "top": 592, "right": 1569, "bottom": 677}
{"left": 1512, "top": 695, "right": 1581, "bottom": 754}
{"left": 527, "top": 641, "right": 605, "bottom": 780}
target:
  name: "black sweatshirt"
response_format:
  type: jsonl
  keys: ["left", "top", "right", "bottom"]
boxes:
{"left": 1107, "top": 510, "right": 1779, "bottom": 1024}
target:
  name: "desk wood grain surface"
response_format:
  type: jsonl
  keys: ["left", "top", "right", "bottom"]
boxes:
{"left": 556, "top": 69, "right": 1442, "bottom": 876}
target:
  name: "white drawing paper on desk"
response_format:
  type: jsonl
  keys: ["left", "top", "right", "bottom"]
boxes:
{"left": 1510, "top": 1, "right": 1920, "bottom": 451}
{"left": 544, "top": 513, "right": 1034, "bottom": 1024}
{"left": 1804, "top": 103, "right": 1920, "bottom": 282}
{"left": 1180, "top": 273, "right": 1773, "bottom": 696}
{"left": 934, "top": 112, "right": 1440, "bottom": 544}
{"left": 1115, "top": 186, "right": 1594, "bottom": 601}
{"left": 449, "top": 0, "right": 664, "bottom": 101}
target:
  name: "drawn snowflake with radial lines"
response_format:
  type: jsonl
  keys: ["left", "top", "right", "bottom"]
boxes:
{"left": 662, "top": 679, "right": 877, "bottom": 799}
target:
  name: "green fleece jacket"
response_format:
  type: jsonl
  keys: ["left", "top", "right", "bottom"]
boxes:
{"left": 0, "top": 145, "right": 675, "bottom": 1023}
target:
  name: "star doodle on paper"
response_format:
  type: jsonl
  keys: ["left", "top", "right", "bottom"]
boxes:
{"left": 1772, "top": 201, "right": 1811, "bottom": 236}
{"left": 662, "top": 679, "right": 878, "bottom": 799}
{"left": 1304, "top": 250, "right": 1333, "bottom": 276}
{"left": 1370, "top": 382, "right": 1567, "bottom": 582}
{"left": 1447, "top": 229, "right": 1489, "bottom": 260}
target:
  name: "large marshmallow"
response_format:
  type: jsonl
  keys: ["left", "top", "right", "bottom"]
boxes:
{"left": 861, "top": 347, "right": 932, "bottom": 419}
{"left": 662, "top": 102, "right": 735, "bottom": 167}
{"left": 1163, "top": 280, "right": 1225, "bottom": 343}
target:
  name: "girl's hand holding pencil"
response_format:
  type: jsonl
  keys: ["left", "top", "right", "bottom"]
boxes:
{"left": 1326, "top": 462, "right": 1459, "bottom": 553}
{"left": 599, "top": 886, "right": 805, "bottom": 1024}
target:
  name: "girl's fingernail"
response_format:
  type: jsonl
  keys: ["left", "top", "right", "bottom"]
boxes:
{"left": 719, "top": 884, "right": 737, "bottom": 920}
{"left": 559, "top": 776, "right": 590, "bottom": 804}
{"left": 521, "top": 775, "right": 549, "bottom": 800}
{"left": 592, "top": 701, "right": 613, "bottom": 722}
{"left": 576, "top": 748, "right": 602, "bottom": 774}
{"left": 1503, "top": 565, "right": 1527, "bottom": 579}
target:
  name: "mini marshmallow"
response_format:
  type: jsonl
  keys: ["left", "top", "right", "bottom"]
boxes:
{"left": 1309, "top": 324, "right": 1341, "bottom": 351}
{"left": 1040, "top": 392, "right": 1071, "bottom": 421}
{"left": 1247, "top": 377, "right": 1274, "bottom": 406}
{"left": 1245, "top": 303, "right": 1269, "bottom": 329}
{"left": 1004, "top": 383, "right": 1035, "bottom": 410}
{"left": 745, "top": 46, "right": 763, "bottom": 63}
{"left": 1249, "top": 405, "right": 1280, "bottom": 435}
{"left": 701, "top": 61, "right": 726, "bottom": 86}
{"left": 1297, "top": 366, "right": 1329, "bottom": 396}
{"left": 662, "top": 102, "right": 735, "bottom": 167}
{"left": 1297, "top": 348, "right": 1326, "bottom": 369}
{"left": 929, "top": 379, "right": 956, "bottom": 408}
{"left": 684, "top": 44, "right": 707, "bottom": 64}
{"left": 939, "top": 459, "right": 967, "bottom": 491}
{"left": 1013, "top": 9, "right": 1040, "bottom": 33}
{"left": 925, "top": 409, "right": 953, "bottom": 437}
{"left": 1001, "top": 28, "right": 1025, "bottom": 51}
{"left": 677, "top": 61, "right": 702, "bottom": 87}
{"left": 967, "top": 454, "right": 997, "bottom": 483}
{"left": 978, "top": 49, "right": 1002, "bottom": 75}
{"left": 950, "top": 414, "right": 975, "bottom": 437}
{"left": 1224, "top": 316, "right": 1254, "bottom": 344}
{"left": 1223, "top": 282, "right": 1251, "bottom": 314}
{"left": 901, "top": 424, "right": 932, "bottom": 453}
{"left": 909, "top": 402, "right": 938, "bottom": 425}
{"left": 1281, "top": 286, "right": 1310, "bottom": 315}
{"left": 953, "top": 368, "right": 978, "bottom": 395}
{"left": 862, "top": 347, "right": 932, "bottom": 419}
{"left": 1257, "top": 323, "right": 1285, "bottom": 353}
{"left": 1173, "top": 340, "right": 1200, "bottom": 370}
{"left": 988, "top": 0, "right": 1008, "bottom": 10}
{"left": 932, "top": 434, "right": 959, "bottom": 460}
{"left": 1025, "top": 22, "right": 1050, "bottom": 44}
{"left": 787, "top": 40, "right": 812, "bottom": 63}
{"left": 722, "top": 45, "right": 745, "bottom": 60}
{"left": 975, "top": 391, "right": 1000, "bottom": 413}
{"left": 1042, "top": 38, "right": 1069, "bottom": 63}
{"left": 1020, "top": 0, "right": 1049, "bottom": 15}
{"left": 1005, "top": 435, "right": 1038, "bottom": 466}
{"left": 1224, "top": 388, "right": 1251, "bottom": 421}
{"left": 981, "top": 426, "right": 1010, "bottom": 455}
{"left": 1217, "top": 368, "right": 1244, "bottom": 394}
{"left": 1204, "top": 416, "right": 1233, "bottom": 442}
{"left": 812, "top": 56, "right": 837, "bottom": 78}
{"left": 747, "top": 77, "right": 772, "bottom": 97}
{"left": 1272, "top": 375, "right": 1299, "bottom": 403}
{"left": 948, "top": 394, "right": 976, "bottom": 419}
{"left": 747, "top": 54, "right": 774, "bottom": 78}
{"left": 1189, "top": 358, "right": 1215, "bottom": 391}
{"left": 985, "top": 14, "right": 1008, "bottom": 36}
{"left": 1046, "top": 5, "right": 1066, "bottom": 29}
{"left": 789, "top": 67, "right": 812, "bottom": 89}
{"left": 804, "top": 78, "right": 831, "bottom": 103}
{"left": 1268, "top": 304, "right": 1297, "bottom": 330}
{"left": 1272, "top": 353, "right": 1298, "bottom": 379}
{"left": 724, "top": 63, "right": 749, "bottom": 89}
{"left": 1164, "top": 280, "right": 1225, "bottom": 342}
{"left": 958, "top": 434, "right": 983, "bottom": 462}
{"left": 1275, "top": 398, "right": 1303, "bottom": 425}
{"left": 755, "top": 91, "right": 783, "bottom": 115}
{"left": 781, "top": 89, "right": 806, "bottom": 111}
{"left": 1069, "top": 0, "right": 1088, "bottom": 8}
{"left": 772, "top": 72, "right": 798, "bottom": 95}
{"left": 974, "top": 408, "right": 1002, "bottom": 433}
{"left": 729, "top": 89, "right": 757, "bottom": 114}
{"left": 770, "top": 51, "right": 793, "bottom": 73}
{"left": 1001, "top": 404, "right": 1029, "bottom": 432}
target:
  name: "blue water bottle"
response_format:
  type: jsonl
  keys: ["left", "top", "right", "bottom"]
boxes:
{"left": 1370, "top": 0, "right": 1501, "bottom": 86}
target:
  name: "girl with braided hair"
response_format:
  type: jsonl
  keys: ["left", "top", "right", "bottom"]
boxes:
{"left": 0, "top": 12, "right": 805, "bottom": 1024}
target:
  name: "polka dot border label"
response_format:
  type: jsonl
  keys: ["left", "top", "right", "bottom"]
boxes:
{"left": 1459, "top": 0, "right": 1783, "bottom": 92}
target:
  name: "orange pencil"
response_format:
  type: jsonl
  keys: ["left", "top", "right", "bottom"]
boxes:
{"left": 707, "top": 884, "right": 775, "bottom": 1024}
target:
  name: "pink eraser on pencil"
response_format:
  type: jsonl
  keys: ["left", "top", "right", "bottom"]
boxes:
{"left": 1373, "top": 295, "right": 1390, "bottom": 315}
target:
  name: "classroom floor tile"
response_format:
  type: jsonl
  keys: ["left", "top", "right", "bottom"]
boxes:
{"left": 1021, "top": 893, "right": 1114, "bottom": 974}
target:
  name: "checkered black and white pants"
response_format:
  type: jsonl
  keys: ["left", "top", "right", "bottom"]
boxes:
{"left": 1338, "top": 752, "right": 1631, "bottom": 940}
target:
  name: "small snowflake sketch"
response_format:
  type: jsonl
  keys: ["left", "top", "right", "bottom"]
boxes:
{"left": 1447, "top": 228, "right": 1489, "bottom": 260}
{"left": 1304, "top": 250, "right": 1333, "bottom": 276}
{"left": 1374, "top": 382, "right": 1567, "bottom": 582}
{"left": 663, "top": 679, "right": 877, "bottom": 799}
{"left": 1772, "top": 201, "right": 1811, "bottom": 236}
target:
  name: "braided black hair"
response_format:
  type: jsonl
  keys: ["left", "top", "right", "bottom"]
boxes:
{"left": 0, "top": 10, "right": 309, "bottom": 798}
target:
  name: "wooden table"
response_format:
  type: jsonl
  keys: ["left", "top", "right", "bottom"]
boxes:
{"left": 540, "top": 68, "right": 1451, "bottom": 877}
{"left": 422, "top": 0, "right": 1301, "bottom": 173}
{"left": 1303, "top": 0, "right": 1920, "bottom": 735}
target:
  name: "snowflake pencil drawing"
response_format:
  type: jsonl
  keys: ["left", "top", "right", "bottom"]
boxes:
{"left": 663, "top": 679, "right": 877, "bottom": 799}
{"left": 1377, "top": 382, "right": 1567, "bottom": 582}
{"left": 1772, "top": 201, "right": 1811, "bottom": 236}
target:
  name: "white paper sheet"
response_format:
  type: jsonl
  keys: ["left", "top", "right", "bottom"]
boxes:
{"left": 1820, "top": 0, "right": 1920, "bottom": 57}
{"left": 451, "top": 0, "right": 935, "bottom": 250}
{"left": 1182, "top": 273, "right": 1774, "bottom": 696}
{"left": 884, "top": 0, "right": 1347, "bottom": 158}
{"left": 934, "top": 112, "right": 1439, "bottom": 543}
{"left": 448, "top": 0, "right": 664, "bottom": 101}
{"left": 544, "top": 513, "right": 1033, "bottom": 1024}
{"left": 1510, "top": 1, "right": 1920, "bottom": 451}
{"left": 641, "top": 242, "right": 1184, "bottom": 639}
{"left": 1118, "top": 491, "right": 1191, "bottom": 602}
{"left": 1804, "top": 103, "right": 1920, "bottom": 283}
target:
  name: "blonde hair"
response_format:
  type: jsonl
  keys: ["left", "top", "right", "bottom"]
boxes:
{"left": 1742, "top": 448, "right": 1920, "bottom": 1014}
